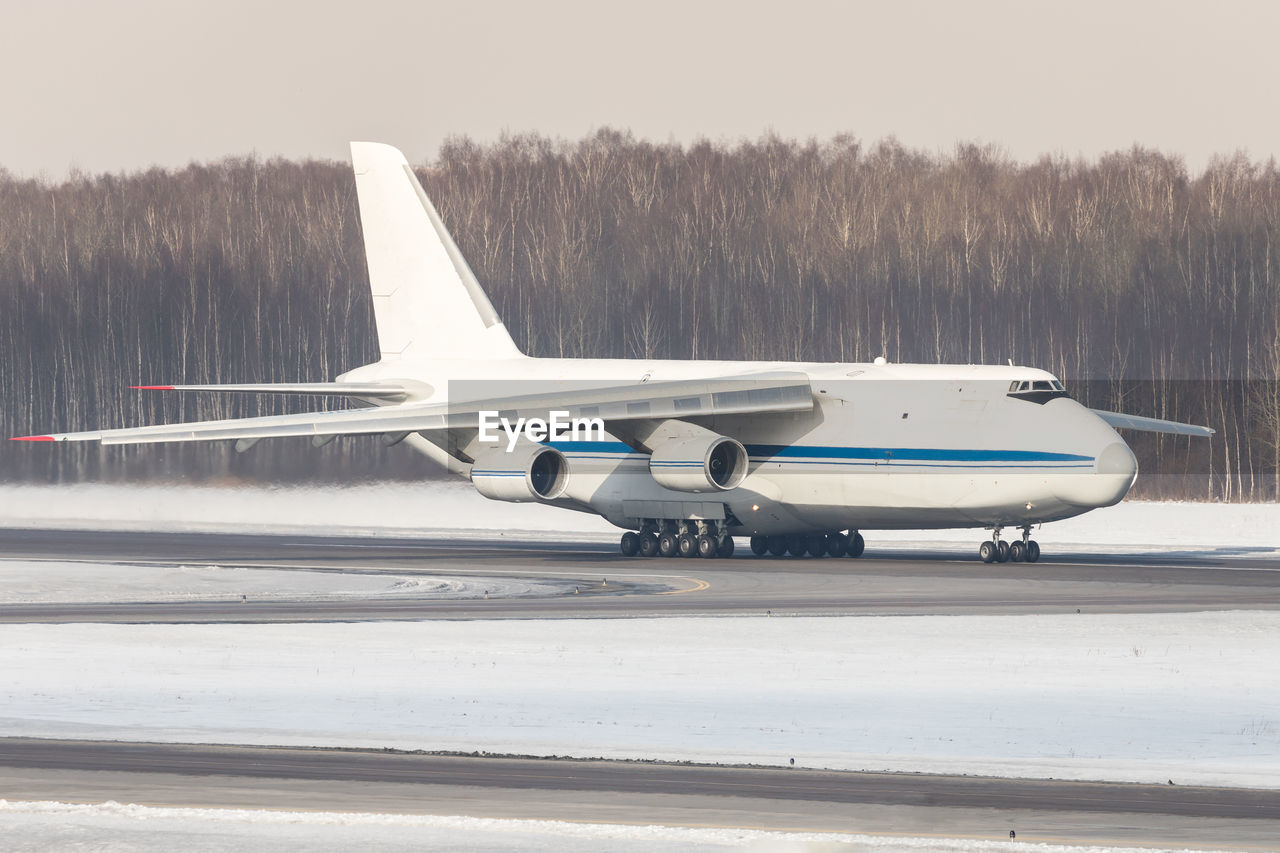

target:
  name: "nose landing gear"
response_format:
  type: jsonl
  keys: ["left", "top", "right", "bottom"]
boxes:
{"left": 980, "top": 526, "right": 1040, "bottom": 563}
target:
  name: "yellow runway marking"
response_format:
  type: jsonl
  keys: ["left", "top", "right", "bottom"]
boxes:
{"left": 657, "top": 576, "right": 710, "bottom": 595}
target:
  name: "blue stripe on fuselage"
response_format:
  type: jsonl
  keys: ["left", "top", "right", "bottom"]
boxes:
{"left": 546, "top": 440, "right": 1092, "bottom": 464}
{"left": 745, "top": 445, "right": 1092, "bottom": 463}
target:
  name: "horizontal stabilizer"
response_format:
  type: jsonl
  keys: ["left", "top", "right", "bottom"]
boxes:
{"left": 14, "top": 404, "right": 452, "bottom": 446}
{"left": 131, "top": 383, "right": 411, "bottom": 402}
{"left": 1092, "top": 409, "right": 1214, "bottom": 437}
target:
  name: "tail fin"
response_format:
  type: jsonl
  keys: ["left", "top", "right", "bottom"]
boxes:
{"left": 350, "top": 142, "right": 523, "bottom": 362}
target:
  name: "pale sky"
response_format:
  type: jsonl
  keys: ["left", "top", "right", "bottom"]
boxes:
{"left": 2, "top": 0, "right": 1277, "bottom": 178}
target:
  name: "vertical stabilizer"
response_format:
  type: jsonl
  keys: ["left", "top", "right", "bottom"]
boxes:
{"left": 350, "top": 142, "right": 523, "bottom": 362}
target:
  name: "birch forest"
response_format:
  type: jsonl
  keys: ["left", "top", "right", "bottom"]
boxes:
{"left": 2, "top": 130, "right": 1278, "bottom": 499}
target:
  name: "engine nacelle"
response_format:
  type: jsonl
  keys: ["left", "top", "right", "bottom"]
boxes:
{"left": 649, "top": 434, "right": 748, "bottom": 493}
{"left": 470, "top": 443, "right": 568, "bottom": 502}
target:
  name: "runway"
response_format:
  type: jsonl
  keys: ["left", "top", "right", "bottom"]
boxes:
{"left": 4, "top": 737, "right": 1277, "bottom": 819}
{"left": 1, "top": 528, "right": 1279, "bottom": 623}
{"left": 2, "top": 738, "right": 1279, "bottom": 849}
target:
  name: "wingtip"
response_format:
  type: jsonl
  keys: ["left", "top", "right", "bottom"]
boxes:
{"left": 10, "top": 435, "right": 55, "bottom": 441}
{"left": 131, "top": 385, "right": 175, "bottom": 391}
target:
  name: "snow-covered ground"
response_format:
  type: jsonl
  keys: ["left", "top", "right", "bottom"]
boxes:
{"left": 0, "top": 800, "right": 1212, "bottom": 853}
{"left": 0, "top": 560, "right": 566, "bottom": 604}
{"left": 1, "top": 482, "right": 1278, "bottom": 554}
{"left": 3, "top": 613, "right": 1278, "bottom": 789}
{"left": 0, "top": 481, "right": 610, "bottom": 538}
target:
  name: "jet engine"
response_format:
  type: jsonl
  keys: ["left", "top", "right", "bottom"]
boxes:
{"left": 470, "top": 443, "right": 568, "bottom": 502}
{"left": 649, "top": 434, "right": 748, "bottom": 493}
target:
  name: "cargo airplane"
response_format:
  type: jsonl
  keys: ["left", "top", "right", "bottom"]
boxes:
{"left": 13, "top": 143, "right": 1214, "bottom": 563}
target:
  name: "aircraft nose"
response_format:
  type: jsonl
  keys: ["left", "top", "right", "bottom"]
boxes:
{"left": 1052, "top": 441, "right": 1138, "bottom": 508}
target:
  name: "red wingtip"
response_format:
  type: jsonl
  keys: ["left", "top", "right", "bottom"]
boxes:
{"left": 131, "top": 385, "right": 175, "bottom": 391}
{"left": 10, "top": 435, "right": 55, "bottom": 441}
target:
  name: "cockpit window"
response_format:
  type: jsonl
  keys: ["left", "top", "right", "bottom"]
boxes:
{"left": 1007, "top": 377, "right": 1071, "bottom": 405}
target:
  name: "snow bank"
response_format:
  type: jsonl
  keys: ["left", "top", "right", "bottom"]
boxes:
{"left": 0, "top": 481, "right": 614, "bottom": 538}
{"left": 0, "top": 800, "right": 1224, "bottom": 853}
{"left": 3, "top": 612, "right": 1278, "bottom": 788}
{"left": 0, "top": 560, "right": 567, "bottom": 604}
{"left": 1, "top": 482, "right": 1277, "bottom": 553}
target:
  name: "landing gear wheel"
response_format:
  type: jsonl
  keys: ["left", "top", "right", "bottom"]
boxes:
{"left": 845, "top": 532, "right": 865, "bottom": 558}
{"left": 767, "top": 536, "right": 788, "bottom": 557}
{"left": 658, "top": 532, "right": 679, "bottom": 558}
{"left": 979, "top": 541, "right": 997, "bottom": 563}
{"left": 619, "top": 532, "right": 639, "bottom": 557}
{"left": 1027, "top": 540, "right": 1041, "bottom": 562}
{"left": 1009, "top": 540, "right": 1026, "bottom": 562}
{"left": 826, "top": 533, "right": 848, "bottom": 557}
{"left": 717, "top": 537, "right": 735, "bottom": 558}
{"left": 749, "top": 535, "right": 768, "bottom": 556}
{"left": 678, "top": 533, "right": 698, "bottom": 558}
{"left": 638, "top": 532, "right": 659, "bottom": 558}
{"left": 996, "top": 540, "right": 1010, "bottom": 563}
{"left": 786, "top": 535, "right": 808, "bottom": 557}
{"left": 806, "top": 534, "right": 827, "bottom": 558}
{"left": 697, "top": 534, "right": 718, "bottom": 558}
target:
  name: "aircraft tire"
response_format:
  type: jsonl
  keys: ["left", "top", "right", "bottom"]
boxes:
{"left": 658, "top": 532, "right": 679, "bottom": 558}
{"left": 826, "top": 533, "right": 848, "bottom": 557}
{"left": 979, "top": 541, "right": 997, "bottom": 563}
{"left": 1009, "top": 541, "right": 1026, "bottom": 562}
{"left": 678, "top": 533, "right": 698, "bottom": 558}
{"left": 697, "top": 534, "right": 718, "bottom": 558}
{"left": 845, "top": 532, "right": 865, "bottom": 558}
{"left": 717, "top": 537, "right": 735, "bottom": 558}
{"left": 619, "top": 532, "right": 640, "bottom": 557}
{"left": 997, "top": 540, "right": 1010, "bottom": 563}
{"left": 806, "top": 534, "right": 827, "bottom": 557}
{"left": 767, "top": 536, "right": 788, "bottom": 557}
{"left": 1027, "top": 540, "right": 1041, "bottom": 562}
{"left": 749, "top": 535, "right": 768, "bottom": 556}
{"left": 786, "top": 535, "right": 808, "bottom": 557}
{"left": 638, "top": 532, "right": 659, "bottom": 557}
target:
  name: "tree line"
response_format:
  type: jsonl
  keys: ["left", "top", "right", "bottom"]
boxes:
{"left": 1, "top": 130, "right": 1277, "bottom": 498}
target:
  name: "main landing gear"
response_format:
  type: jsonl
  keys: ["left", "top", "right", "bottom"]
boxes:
{"left": 979, "top": 526, "right": 1041, "bottom": 564}
{"left": 747, "top": 530, "right": 864, "bottom": 559}
{"left": 620, "top": 519, "right": 734, "bottom": 559}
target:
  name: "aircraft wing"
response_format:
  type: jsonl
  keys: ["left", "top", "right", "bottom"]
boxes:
{"left": 1091, "top": 409, "right": 1215, "bottom": 437}
{"left": 12, "top": 373, "right": 814, "bottom": 446}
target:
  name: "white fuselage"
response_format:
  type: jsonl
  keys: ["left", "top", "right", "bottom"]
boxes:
{"left": 341, "top": 356, "right": 1138, "bottom": 535}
